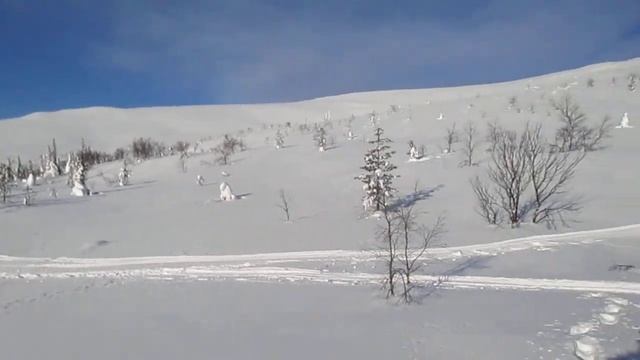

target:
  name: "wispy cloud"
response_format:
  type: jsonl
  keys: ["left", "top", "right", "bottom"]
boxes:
{"left": 92, "top": 0, "right": 640, "bottom": 103}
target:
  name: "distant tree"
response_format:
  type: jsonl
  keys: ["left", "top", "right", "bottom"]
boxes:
{"left": 552, "top": 96, "right": 613, "bottom": 152}
{"left": 276, "top": 189, "right": 292, "bottom": 222}
{"left": 356, "top": 127, "right": 398, "bottom": 212}
{"left": 0, "top": 163, "right": 10, "bottom": 203}
{"left": 444, "top": 123, "right": 458, "bottom": 153}
{"left": 470, "top": 176, "right": 501, "bottom": 225}
{"left": 313, "top": 127, "right": 327, "bottom": 152}
{"left": 524, "top": 124, "right": 584, "bottom": 223}
{"left": 460, "top": 121, "right": 478, "bottom": 166}
{"left": 275, "top": 130, "right": 285, "bottom": 149}
{"left": 628, "top": 73, "right": 638, "bottom": 92}
{"left": 487, "top": 127, "right": 530, "bottom": 226}
{"left": 118, "top": 160, "right": 130, "bottom": 186}
{"left": 23, "top": 184, "right": 34, "bottom": 206}
{"left": 395, "top": 206, "right": 445, "bottom": 303}
{"left": 377, "top": 201, "right": 399, "bottom": 298}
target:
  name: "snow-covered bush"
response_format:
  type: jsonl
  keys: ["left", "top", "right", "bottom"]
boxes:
{"left": 407, "top": 140, "right": 423, "bottom": 160}
{"left": 219, "top": 182, "right": 236, "bottom": 201}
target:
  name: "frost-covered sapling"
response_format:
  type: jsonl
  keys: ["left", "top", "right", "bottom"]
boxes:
{"left": 276, "top": 189, "right": 291, "bottom": 222}
{"left": 118, "top": 160, "right": 130, "bottom": 186}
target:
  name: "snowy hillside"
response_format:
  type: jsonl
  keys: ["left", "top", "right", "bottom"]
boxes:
{"left": 1, "top": 58, "right": 640, "bottom": 359}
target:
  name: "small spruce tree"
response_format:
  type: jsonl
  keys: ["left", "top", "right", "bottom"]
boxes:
{"left": 356, "top": 127, "right": 398, "bottom": 212}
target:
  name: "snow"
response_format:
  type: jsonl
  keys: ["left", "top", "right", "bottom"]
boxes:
{"left": 1, "top": 57, "right": 640, "bottom": 359}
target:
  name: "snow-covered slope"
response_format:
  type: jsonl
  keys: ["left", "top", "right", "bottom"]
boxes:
{"left": 1, "top": 58, "right": 640, "bottom": 360}
{"left": 0, "top": 58, "right": 639, "bottom": 257}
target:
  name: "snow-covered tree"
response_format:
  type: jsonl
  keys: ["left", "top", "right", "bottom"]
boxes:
{"left": 64, "top": 153, "right": 72, "bottom": 174}
{"left": 275, "top": 130, "right": 285, "bottom": 149}
{"left": 356, "top": 127, "right": 398, "bottom": 212}
{"left": 407, "top": 140, "right": 422, "bottom": 160}
{"left": 47, "top": 138, "right": 61, "bottom": 176}
{"left": 26, "top": 172, "right": 36, "bottom": 188}
{"left": 219, "top": 182, "right": 236, "bottom": 201}
{"left": 118, "top": 160, "right": 130, "bottom": 186}
{"left": 314, "top": 127, "right": 327, "bottom": 152}
{"left": 70, "top": 156, "right": 90, "bottom": 196}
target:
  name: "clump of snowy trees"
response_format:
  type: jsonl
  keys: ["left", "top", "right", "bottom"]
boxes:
{"left": 214, "top": 134, "right": 245, "bottom": 165}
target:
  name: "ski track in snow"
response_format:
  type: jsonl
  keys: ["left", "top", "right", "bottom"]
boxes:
{"left": 1, "top": 224, "right": 639, "bottom": 295}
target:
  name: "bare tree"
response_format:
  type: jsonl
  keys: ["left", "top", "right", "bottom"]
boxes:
{"left": 377, "top": 201, "right": 399, "bottom": 298}
{"left": 552, "top": 95, "right": 586, "bottom": 152}
{"left": 487, "top": 128, "right": 530, "bottom": 226}
{"left": 552, "top": 96, "right": 613, "bottom": 152}
{"left": 444, "top": 123, "right": 458, "bottom": 153}
{"left": 581, "top": 116, "right": 614, "bottom": 151}
{"left": 628, "top": 73, "right": 638, "bottom": 92}
{"left": 470, "top": 176, "right": 501, "bottom": 225}
{"left": 485, "top": 120, "right": 503, "bottom": 153}
{"left": 395, "top": 206, "right": 445, "bottom": 303}
{"left": 276, "top": 189, "right": 291, "bottom": 222}
{"left": 524, "top": 124, "right": 584, "bottom": 223}
{"left": 459, "top": 121, "right": 478, "bottom": 166}
{"left": 178, "top": 151, "right": 188, "bottom": 172}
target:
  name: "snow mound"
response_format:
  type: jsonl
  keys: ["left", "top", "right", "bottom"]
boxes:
{"left": 598, "top": 312, "right": 618, "bottom": 325}
{"left": 603, "top": 303, "right": 622, "bottom": 314}
{"left": 570, "top": 322, "right": 594, "bottom": 335}
{"left": 574, "top": 336, "right": 601, "bottom": 360}
{"left": 607, "top": 297, "right": 630, "bottom": 306}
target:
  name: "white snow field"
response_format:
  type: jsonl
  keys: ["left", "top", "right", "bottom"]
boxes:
{"left": 1, "top": 58, "right": 640, "bottom": 359}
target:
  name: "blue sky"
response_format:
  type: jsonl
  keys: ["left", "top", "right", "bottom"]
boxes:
{"left": 1, "top": 0, "right": 639, "bottom": 119}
